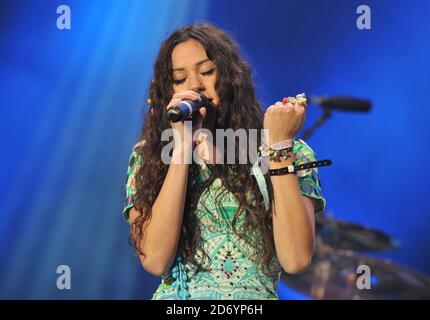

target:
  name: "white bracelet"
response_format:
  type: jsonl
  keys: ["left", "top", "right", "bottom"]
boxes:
{"left": 270, "top": 138, "right": 295, "bottom": 150}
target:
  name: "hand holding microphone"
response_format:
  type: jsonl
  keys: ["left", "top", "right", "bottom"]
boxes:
{"left": 165, "top": 91, "right": 208, "bottom": 152}
{"left": 166, "top": 92, "right": 208, "bottom": 122}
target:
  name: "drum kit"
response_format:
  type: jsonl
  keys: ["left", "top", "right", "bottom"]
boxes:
{"left": 280, "top": 215, "right": 430, "bottom": 299}
{"left": 279, "top": 95, "right": 430, "bottom": 299}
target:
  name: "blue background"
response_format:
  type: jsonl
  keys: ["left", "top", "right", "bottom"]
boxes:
{"left": 0, "top": 0, "right": 429, "bottom": 299}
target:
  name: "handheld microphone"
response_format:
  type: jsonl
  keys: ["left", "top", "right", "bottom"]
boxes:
{"left": 166, "top": 94, "right": 208, "bottom": 122}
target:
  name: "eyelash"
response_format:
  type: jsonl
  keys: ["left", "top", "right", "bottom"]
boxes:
{"left": 173, "top": 68, "right": 215, "bottom": 85}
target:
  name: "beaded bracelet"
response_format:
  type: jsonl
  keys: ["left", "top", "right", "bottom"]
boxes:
{"left": 258, "top": 139, "right": 295, "bottom": 162}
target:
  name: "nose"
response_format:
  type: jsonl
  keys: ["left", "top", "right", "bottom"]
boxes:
{"left": 188, "top": 73, "right": 205, "bottom": 93}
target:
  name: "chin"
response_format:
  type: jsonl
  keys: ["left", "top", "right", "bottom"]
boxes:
{"left": 207, "top": 99, "right": 218, "bottom": 109}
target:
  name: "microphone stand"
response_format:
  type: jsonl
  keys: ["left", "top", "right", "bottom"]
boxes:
{"left": 300, "top": 101, "right": 332, "bottom": 140}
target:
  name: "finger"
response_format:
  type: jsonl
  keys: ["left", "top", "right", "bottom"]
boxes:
{"left": 193, "top": 107, "right": 207, "bottom": 128}
{"left": 176, "top": 90, "right": 201, "bottom": 97}
{"left": 295, "top": 98, "right": 307, "bottom": 106}
{"left": 167, "top": 92, "right": 202, "bottom": 110}
{"left": 183, "top": 90, "right": 203, "bottom": 101}
{"left": 282, "top": 97, "right": 296, "bottom": 105}
{"left": 274, "top": 101, "right": 284, "bottom": 108}
{"left": 198, "top": 106, "right": 207, "bottom": 120}
{"left": 294, "top": 101, "right": 307, "bottom": 112}
{"left": 173, "top": 91, "right": 202, "bottom": 102}
{"left": 266, "top": 104, "right": 275, "bottom": 112}
{"left": 166, "top": 98, "right": 182, "bottom": 110}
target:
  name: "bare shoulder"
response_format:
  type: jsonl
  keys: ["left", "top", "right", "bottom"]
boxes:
{"left": 133, "top": 140, "right": 146, "bottom": 150}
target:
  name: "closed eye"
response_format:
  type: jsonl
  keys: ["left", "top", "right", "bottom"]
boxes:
{"left": 172, "top": 68, "right": 215, "bottom": 85}
{"left": 173, "top": 78, "right": 185, "bottom": 85}
{"left": 201, "top": 68, "right": 215, "bottom": 76}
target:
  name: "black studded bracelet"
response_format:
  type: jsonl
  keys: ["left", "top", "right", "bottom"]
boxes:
{"left": 269, "top": 159, "right": 332, "bottom": 176}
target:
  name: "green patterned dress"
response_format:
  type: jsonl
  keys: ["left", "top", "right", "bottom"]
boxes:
{"left": 123, "top": 139, "right": 326, "bottom": 300}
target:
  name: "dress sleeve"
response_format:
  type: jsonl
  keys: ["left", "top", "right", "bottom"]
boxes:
{"left": 293, "top": 139, "right": 327, "bottom": 214}
{"left": 122, "top": 141, "right": 144, "bottom": 224}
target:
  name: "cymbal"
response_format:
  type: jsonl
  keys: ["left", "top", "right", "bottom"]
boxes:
{"left": 316, "top": 216, "right": 399, "bottom": 252}
{"left": 281, "top": 240, "right": 430, "bottom": 300}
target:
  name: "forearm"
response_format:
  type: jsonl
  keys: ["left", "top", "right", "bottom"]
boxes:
{"left": 139, "top": 147, "right": 192, "bottom": 274}
{"left": 270, "top": 157, "right": 315, "bottom": 273}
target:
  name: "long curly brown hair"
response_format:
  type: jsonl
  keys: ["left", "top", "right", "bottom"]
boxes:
{"left": 130, "top": 22, "right": 277, "bottom": 276}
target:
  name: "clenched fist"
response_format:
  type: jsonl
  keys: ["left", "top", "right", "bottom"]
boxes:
{"left": 263, "top": 95, "right": 307, "bottom": 145}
